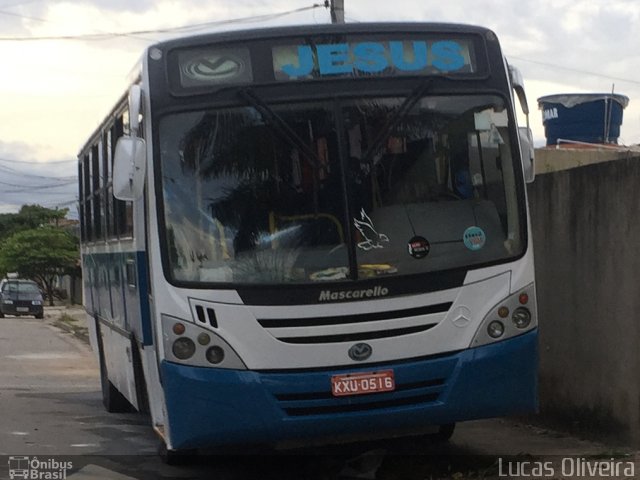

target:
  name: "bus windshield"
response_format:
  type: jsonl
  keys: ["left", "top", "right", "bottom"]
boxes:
{"left": 159, "top": 93, "right": 523, "bottom": 285}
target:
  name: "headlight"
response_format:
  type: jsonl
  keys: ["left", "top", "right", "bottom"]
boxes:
{"left": 32, "top": 300, "right": 42, "bottom": 306}
{"left": 205, "top": 346, "right": 225, "bottom": 364}
{"left": 487, "top": 320, "right": 505, "bottom": 338}
{"left": 172, "top": 338, "right": 196, "bottom": 360}
{"left": 512, "top": 307, "right": 531, "bottom": 329}
{"left": 471, "top": 284, "right": 537, "bottom": 348}
{"left": 161, "top": 313, "right": 247, "bottom": 370}
{"left": 3, "top": 300, "right": 13, "bottom": 305}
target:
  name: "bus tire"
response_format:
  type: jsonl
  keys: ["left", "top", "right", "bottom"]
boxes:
{"left": 99, "top": 349, "right": 133, "bottom": 413}
{"left": 158, "top": 441, "right": 197, "bottom": 465}
{"left": 102, "top": 376, "right": 133, "bottom": 413}
{"left": 131, "top": 340, "right": 150, "bottom": 415}
{"left": 432, "top": 423, "right": 455, "bottom": 442}
{"left": 410, "top": 423, "right": 456, "bottom": 447}
{"left": 96, "top": 319, "right": 133, "bottom": 413}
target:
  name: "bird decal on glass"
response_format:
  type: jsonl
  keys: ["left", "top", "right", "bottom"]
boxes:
{"left": 354, "top": 208, "right": 389, "bottom": 251}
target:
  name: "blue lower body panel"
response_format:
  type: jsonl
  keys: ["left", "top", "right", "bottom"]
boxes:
{"left": 161, "top": 330, "right": 538, "bottom": 450}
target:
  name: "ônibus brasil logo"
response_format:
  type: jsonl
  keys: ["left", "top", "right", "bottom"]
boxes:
{"left": 8, "top": 456, "right": 72, "bottom": 480}
{"left": 318, "top": 285, "right": 389, "bottom": 302}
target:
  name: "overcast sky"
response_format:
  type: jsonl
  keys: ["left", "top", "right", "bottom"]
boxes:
{"left": 1, "top": 0, "right": 639, "bottom": 216}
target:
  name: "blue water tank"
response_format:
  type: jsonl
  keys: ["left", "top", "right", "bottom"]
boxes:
{"left": 537, "top": 93, "right": 629, "bottom": 146}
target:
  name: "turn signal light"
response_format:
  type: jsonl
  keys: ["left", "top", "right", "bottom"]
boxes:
{"left": 172, "top": 323, "right": 186, "bottom": 335}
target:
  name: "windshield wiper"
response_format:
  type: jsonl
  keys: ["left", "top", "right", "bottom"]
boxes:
{"left": 237, "top": 88, "right": 322, "bottom": 170}
{"left": 237, "top": 88, "right": 326, "bottom": 214}
{"left": 359, "top": 76, "right": 449, "bottom": 169}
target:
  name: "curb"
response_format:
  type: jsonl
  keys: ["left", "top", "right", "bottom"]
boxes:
{"left": 47, "top": 307, "right": 90, "bottom": 345}
{"left": 53, "top": 318, "right": 90, "bottom": 345}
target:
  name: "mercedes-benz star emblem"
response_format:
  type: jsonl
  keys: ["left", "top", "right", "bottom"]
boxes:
{"left": 348, "top": 342, "right": 372, "bottom": 361}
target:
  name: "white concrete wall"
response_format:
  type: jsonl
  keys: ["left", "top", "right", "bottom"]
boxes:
{"left": 529, "top": 148, "right": 640, "bottom": 444}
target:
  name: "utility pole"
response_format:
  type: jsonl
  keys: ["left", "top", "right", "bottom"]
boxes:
{"left": 330, "top": 0, "right": 345, "bottom": 24}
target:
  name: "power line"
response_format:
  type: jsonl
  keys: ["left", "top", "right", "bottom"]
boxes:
{"left": 0, "top": 0, "right": 43, "bottom": 10}
{"left": 0, "top": 6, "right": 48, "bottom": 24}
{"left": 0, "top": 4, "right": 325, "bottom": 42}
{"left": 0, "top": 179, "right": 76, "bottom": 189}
{"left": 0, "top": 157, "right": 75, "bottom": 165}
{"left": 24, "top": 198, "right": 78, "bottom": 211}
{"left": 508, "top": 55, "right": 640, "bottom": 86}
{"left": 0, "top": 164, "right": 75, "bottom": 181}
{"left": 44, "top": 199, "right": 77, "bottom": 207}
{"left": 1, "top": 190, "right": 74, "bottom": 194}
{"left": 0, "top": 5, "right": 155, "bottom": 42}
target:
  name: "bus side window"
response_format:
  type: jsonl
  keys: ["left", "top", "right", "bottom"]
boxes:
{"left": 126, "top": 259, "right": 137, "bottom": 289}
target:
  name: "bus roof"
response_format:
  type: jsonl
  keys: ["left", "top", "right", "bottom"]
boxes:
{"left": 78, "top": 22, "right": 497, "bottom": 158}
{"left": 151, "top": 22, "right": 496, "bottom": 51}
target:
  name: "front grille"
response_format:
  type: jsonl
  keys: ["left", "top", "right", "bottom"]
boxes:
{"left": 258, "top": 303, "right": 451, "bottom": 328}
{"left": 273, "top": 324, "right": 437, "bottom": 344}
{"left": 283, "top": 393, "right": 440, "bottom": 416}
{"left": 262, "top": 355, "right": 457, "bottom": 417}
{"left": 258, "top": 302, "right": 451, "bottom": 345}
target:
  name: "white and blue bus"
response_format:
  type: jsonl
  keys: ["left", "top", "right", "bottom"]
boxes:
{"left": 78, "top": 22, "right": 537, "bottom": 456}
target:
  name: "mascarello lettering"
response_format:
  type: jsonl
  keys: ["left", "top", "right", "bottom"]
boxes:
{"left": 318, "top": 286, "right": 389, "bottom": 302}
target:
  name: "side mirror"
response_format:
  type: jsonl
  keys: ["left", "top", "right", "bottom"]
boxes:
{"left": 519, "top": 127, "right": 535, "bottom": 183}
{"left": 113, "top": 84, "right": 146, "bottom": 201}
{"left": 509, "top": 65, "right": 529, "bottom": 115}
{"left": 129, "top": 84, "right": 142, "bottom": 135}
{"left": 113, "top": 136, "right": 146, "bottom": 200}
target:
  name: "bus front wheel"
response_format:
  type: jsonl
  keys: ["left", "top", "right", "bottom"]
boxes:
{"left": 96, "top": 320, "right": 134, "bottom": 413}
{"left": 410, "top": 423, "right": 456, "bottom": 445}
{"left": 158, "top": 441, "right": 197, "bottom": 465}
{"left": 100, "top": 368, "right": 133, "bottom": 413}
{"left": 432, "top": 423, "right": 455, "bottom": 442}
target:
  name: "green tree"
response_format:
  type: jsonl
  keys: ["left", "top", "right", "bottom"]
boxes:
{"left": 0, "top": 227, "right": 79, "bottom": 306}
{"left": 0, "top": 205, "right": 68, "bottom": 242}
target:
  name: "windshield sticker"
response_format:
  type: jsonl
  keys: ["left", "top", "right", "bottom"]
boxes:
{"left": 310, "top": 267, "right": 349, "bottom": 281}
{"left": 359, "top": 264, "right": 398, "bottom": 277}
{"left": 408, "top": 235, "right": 430, "bottom": 259}
{"left": 463, "top": 226, "right": 486, "bottom": 251}
{"left": 354, "top": 209, "right": 389, "bottom": 251}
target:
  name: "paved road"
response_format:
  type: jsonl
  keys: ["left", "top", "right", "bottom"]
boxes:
{"left": 0, "top": 308, "right": 636, "bottom": 480}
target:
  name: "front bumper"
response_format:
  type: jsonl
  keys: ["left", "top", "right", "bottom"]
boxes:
{"left": 161, "top": 329, "right": 538, "bottom": 450}
{"left": 1, "top": 304, "right": 43, "bottom": 316}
